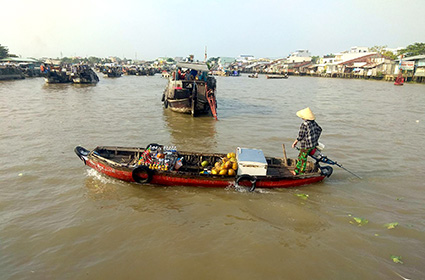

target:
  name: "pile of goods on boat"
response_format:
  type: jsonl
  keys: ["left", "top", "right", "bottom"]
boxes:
{"left": 208, "top": 152, "right": 238, "bottom": 176}
{"left": 134, "top": 145, "right": 238, "bottom": 176}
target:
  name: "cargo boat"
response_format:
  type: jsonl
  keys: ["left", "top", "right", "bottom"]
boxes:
{"left": 75, "top": 144, "right": 332, "bottom": 191}
{"left": 162, "top": 62, "right": 218, "bottom": 119}
{"left": 71, "top": 65, "right": 99, "bottom": 84}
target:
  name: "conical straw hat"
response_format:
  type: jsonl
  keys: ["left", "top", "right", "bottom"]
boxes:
{"left": 296, "top": 107, "right": 315, "bottom": 120}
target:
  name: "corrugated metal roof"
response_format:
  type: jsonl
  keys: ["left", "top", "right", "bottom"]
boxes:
{"left": 402, "top": 54, "right": 425, "bottom": 61}
{"left": 0, "top": 57, "right": 39, "bottom": 63}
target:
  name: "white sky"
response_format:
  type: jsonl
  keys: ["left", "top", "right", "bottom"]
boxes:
{"left": 2, "top": 0, "right": 424, "bottom": 60}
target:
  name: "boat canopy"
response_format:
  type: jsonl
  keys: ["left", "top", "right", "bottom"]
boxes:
{"left": 177, "top": 62, "right": 209, "bottom": 72}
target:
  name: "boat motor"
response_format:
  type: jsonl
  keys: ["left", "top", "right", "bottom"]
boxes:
{"left": 298, "top": 143, "right": 362, "bottom": 179}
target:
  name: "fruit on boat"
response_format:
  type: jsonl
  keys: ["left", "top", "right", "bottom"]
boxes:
{"left": 219, "top": 169, "right": 228, "bottom": 175}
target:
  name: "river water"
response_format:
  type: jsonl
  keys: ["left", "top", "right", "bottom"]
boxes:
{"left": 1, "top": 74, "right": 424, "bottom": 279}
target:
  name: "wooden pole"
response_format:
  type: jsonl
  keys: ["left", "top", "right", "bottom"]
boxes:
{"left": 282, "top": 144, "right": 288, "bottom": 166}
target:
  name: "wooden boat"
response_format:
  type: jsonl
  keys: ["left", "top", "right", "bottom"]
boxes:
{"left": 74, "top": 144, "right": 333, "bottom": 191}
{"left": 394, "top": 55, "right": 404, "bottom": 86}
{"left": 162, "top": 62, "right": 218, "bottom": 119}
{"left": 394, "top": 71, "right": 404, "bottom": 86}
{"left": 71, "top": 65, "right": 99, "bottom": 84}
{"left": 43, "top": 67, "right": 72, "bottom": 83}
{"left": 248, "top": 73, "right": 259, "bottom": 78}
{"left": 226, "top": 70, "right": 240, "bottom": 76}
{"left": 266, "top": 74, "right": 288, "bottom": 79}
{"left": 0, "top": 65, "right": 25, "bottom": 80}
{"left": 102, "top": 65, "right": 122, "bottom": 78}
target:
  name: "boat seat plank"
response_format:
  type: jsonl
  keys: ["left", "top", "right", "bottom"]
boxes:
{"left": 267, "top": 167, "right": 292, "bottom": 177}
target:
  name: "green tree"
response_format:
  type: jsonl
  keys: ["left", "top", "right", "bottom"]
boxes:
{"left": 369, "top": 45, "right": 397, "bottom": 60}
{"left": 0, "top": 44, "right": 9, "bottom": 59}
{"left": 398, "top": 42, "right": 425, "bottom": 57}
{"left": 311, "top": 56, "right": 320, "bottom": 64}
{"left": 87, "top": 56, "right": 102, "bottom": 64}
{"left": 382, "top": 50, "right": 397, "bottom": 60}
{"left": 369, "top": 45, "right": 387, "bottom": 53}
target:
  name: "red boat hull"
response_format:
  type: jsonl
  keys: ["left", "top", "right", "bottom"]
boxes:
{"left": 85, "top": 157, "right": 326, "bottom": 189}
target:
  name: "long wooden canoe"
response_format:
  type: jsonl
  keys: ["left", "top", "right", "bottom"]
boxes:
{"left": 74, "top": 145, "right": 332, "bottom": 191}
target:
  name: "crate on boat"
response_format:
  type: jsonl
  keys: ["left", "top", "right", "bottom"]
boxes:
{"left": 236, "top": 148, "right": 268, "bottom": 176}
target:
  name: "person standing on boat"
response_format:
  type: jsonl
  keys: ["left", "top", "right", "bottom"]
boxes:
{"left": 291, "top": 107, "right": 322, "bottom": 175}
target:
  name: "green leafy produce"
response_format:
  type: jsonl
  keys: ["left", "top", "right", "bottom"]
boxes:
{"left": 353, "top": 217, "right": 368, "bottom": 226}
{"left": 294, "top": 193, "right": 309, "bottom": 200}
{"left": 385, "top": 222, "right": 399, "bottom": 229}
{"left": 390, "top": 255, "right": 403, "bottom": 264}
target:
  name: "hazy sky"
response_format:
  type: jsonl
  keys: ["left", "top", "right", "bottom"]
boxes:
{"left": 2, "top": 0, "right": 425, "bottom": 60}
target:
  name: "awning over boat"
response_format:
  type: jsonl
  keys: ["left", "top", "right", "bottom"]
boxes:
{"left": 177, "top": 62, "right": 209, "bottom": 72}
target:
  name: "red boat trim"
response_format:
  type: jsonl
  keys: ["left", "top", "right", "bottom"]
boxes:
{"left": 86, "top": 159, "right": 134, "bottom": 182}
{"left": 85, "top": 158, "right": 325, "bottom": 189}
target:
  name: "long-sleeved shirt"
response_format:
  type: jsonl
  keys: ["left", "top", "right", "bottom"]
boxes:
{"left": 297, "top": 120, "right": 322, "bottom": 149}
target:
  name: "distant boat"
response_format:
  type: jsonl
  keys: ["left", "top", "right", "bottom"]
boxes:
{"left": 248, "top": 73, "right": 259, "bottom": 78}
{"left": 0, "top": 65, "right": 25, "bottom": 81}
{"left": 266, "top": 74, "right": 288, "bottom": 79}
{"left": 394, "top": 73, "right": 404, "bottom": 86}
{"left": 71, "top": 65, "right": 99, "bottom": 84}
{"left": 226, "top": 70, "right": 240, "bottom": 76}
{"left": 102, "top": 65, "right": 122, "bottom": 78}
{"left": 162, "top": 62, "right": 218, "bottom": 119}
{"left": 394, "top": 56, "right": 404, "bottom": 86}
{"left": 43, "top": 66, "right": 72, "bottom": 84}
{"left": 161, "top": 70, "right": 170, "bottom": 78}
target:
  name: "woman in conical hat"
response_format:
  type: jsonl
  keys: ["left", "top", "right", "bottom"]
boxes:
{"left": 296, "top": 107, "right": 315, "bottom": 120}
{"left": 291, "top": 107, "right": 322, "bottom": 175}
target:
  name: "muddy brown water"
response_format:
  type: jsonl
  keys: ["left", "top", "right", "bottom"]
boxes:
{"left": 1, "top": 74, "right": 424, "bottom": 279}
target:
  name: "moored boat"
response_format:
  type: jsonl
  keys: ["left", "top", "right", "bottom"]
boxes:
{"left": 0, "top": 65, "right": 25, "bottom": 80}
{"left": 394, "top": 55, "right": 404, "bottom": 86}
{"left": 162, "top": 62, "right": 218, "bottom": 119}
{"left": 102, "top": 65, "right": 122, "bottom": 78}
{"left": 394, "top": 75, "right": 404, "bottom": 86}
{"left": 74, "top": 144, "right": 333, "bottom": 191}
{"left": 43, "top": 65, "right": 72, "bottom": 83}
{"left": 71, "top": 65, "right": 99, "bottom": 84}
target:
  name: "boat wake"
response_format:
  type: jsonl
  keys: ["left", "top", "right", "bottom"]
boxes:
{"left": 230, "top": 184, "right": 272, "bottom": 194}
{"left": 86, "top": 169, "right": 116, "bottom": 185}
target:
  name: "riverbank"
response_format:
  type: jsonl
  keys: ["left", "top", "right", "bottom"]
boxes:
{"left": 240, "top": 70, "right": 425, "bottom": 84}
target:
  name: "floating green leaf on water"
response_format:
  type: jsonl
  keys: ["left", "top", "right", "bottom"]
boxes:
{"left": 391, "top": 255, "right": 403, "bottom": 264}
{"left": 353, "top": 217, "right": 368, "bottom": 226}
{"left": 385, "top": 222, "right": 399, "bottom": 229}
{"left": 295, "top": 193, "right": 309, "bottom": 200}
